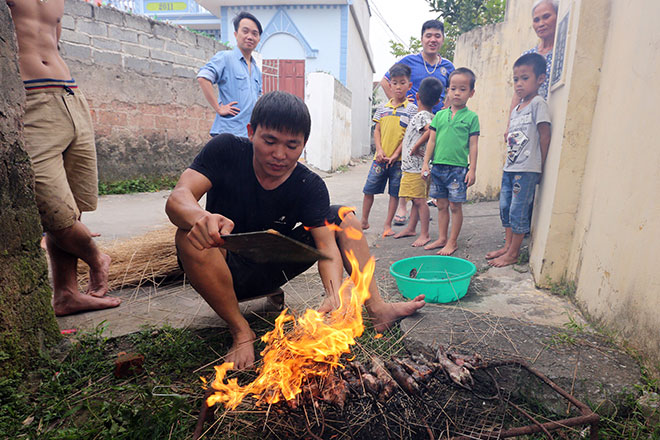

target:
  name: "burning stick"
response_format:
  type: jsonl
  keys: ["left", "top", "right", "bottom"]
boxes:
{"left": 385, "top": 360, "right": 420, "bottom": 396}
{"left": 395, "top": 357, "right": 435, "bottom": 383}
{"left": 436, "top": 346, "right": 474, "bottom": 390}
{"left": 370, "top": 357, "right": 396, "bottom": 402}
{"left": 352, "top": 361, "right": 380, "bottom": 396}
{"left": 320, "top": 374, "right": 349, "bottom": 409}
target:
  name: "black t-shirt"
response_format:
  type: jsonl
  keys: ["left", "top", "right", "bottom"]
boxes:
{"left": 189, "top": 133, "right": 331, "bottom": 235}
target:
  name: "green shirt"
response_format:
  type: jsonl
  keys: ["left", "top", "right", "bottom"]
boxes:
{"left": 429, "top": 106, "right": 480, "bottom": 167}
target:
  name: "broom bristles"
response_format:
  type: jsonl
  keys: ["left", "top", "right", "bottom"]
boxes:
{"left": 77, "top": 224, "right": 181, "bottom": 291}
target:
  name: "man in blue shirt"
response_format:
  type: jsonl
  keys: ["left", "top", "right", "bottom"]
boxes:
{"left": 381, "top": 20, "right": 455, "bottom": 114}
{"left": 197, "top": 12, "right": 263, "bottom": 137}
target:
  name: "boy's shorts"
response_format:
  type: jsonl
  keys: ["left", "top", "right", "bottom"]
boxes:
{"left": 499, "top": 171, "right": 540, "bottom": 234}
{"left": 179, "top": 205, "right": 352, "bottom": 301}
{"left": 363, "top": 160, "right": 402, "bottom": 197}
{"left": 398, "top": 171, "right": 429, "bottom": 199}
{"left": 429, "top": 164, "right": 467, "bottom": 203}
{"left": 23, "top": 80, "right": 98, "bottom": 232}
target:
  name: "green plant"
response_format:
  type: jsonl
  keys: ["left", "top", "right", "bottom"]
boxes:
{"left": 98, "top": 176, "right": 178, "bottom": 195}
{"left": 545, "top": 277, "right": 577, "bottom": 297}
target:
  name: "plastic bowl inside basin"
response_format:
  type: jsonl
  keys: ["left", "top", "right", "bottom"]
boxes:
{"left": 389, "top": 256, "right": 477, "bottom": 303}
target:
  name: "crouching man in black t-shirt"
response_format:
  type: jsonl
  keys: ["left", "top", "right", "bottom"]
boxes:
{"left": 166, "top": 91, "right": 425, "bottom": 370}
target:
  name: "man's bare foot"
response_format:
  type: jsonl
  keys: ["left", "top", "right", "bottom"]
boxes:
{"left": 424, "top": 238, "right": 447, "bottom": 250}
{"left": 485, "top": 247, "right": 509, "bottom": 259}
{"left": 226, "top": 328, "right": 257, "bottom": 370}
{"left": 382, "top": 228, "right": 395, "bottom": 238}
{"left": 361, "top": 219, "right": 370, "bottom": 230}
{"left": 87, "top": 253, "right": 111, "bottom": 297}
{"left": 370, "top": 295, "right": 426, "bottom": 332}
{"left": 437, "top": 243, "right": 458, "bottom": 256}
{"left": 53, "top": 290, "right": 121, "bottom": 316}
{"left": 488, "top": 253, "right": 518, "bottom": 267}
{"left": 393, "top": 229, "right": 416, "bottom": 239}
{"left": 318, "top": 295, "right": 340, "bottom": 314}
{"left": 412, "top": 235, "right": 430, "bottom": 247}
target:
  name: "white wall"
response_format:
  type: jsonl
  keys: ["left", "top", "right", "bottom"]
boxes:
{"left": 346, "top": 6, "right": 374, "bottom": 158}
{"left": 304, "top": 72, "right": 352, "bottom": 172}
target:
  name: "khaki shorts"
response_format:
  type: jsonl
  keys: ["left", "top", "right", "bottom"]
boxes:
{"left": 23, "top": 79, "right": 98, "bottom": 232}
{"left": 398, "top": 171, "right": 429, "bottom": 199}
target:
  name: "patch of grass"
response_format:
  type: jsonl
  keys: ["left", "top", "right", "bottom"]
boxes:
{"left": 517, "top": 246, "right": 530, "bottom": 265}
{"left": 545, "top": 277, "right": 577, "bottom": 297}
{"left": 1, "top": 312, "right": 407, "bottom": 439}
{"left": 546, "top": 314, "right": 586, "bottom": 347}
{"left": 98, "top": 176, "right": 178, "bottom": 195}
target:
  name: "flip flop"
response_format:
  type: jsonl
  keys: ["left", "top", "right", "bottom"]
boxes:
{"left": 393, "top": 214, "right": 407, "bottom": 226}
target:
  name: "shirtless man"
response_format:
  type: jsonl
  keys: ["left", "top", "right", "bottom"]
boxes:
{"left": 166, "top": 91, "right": 425, "bottom": 370}
{"left": 7, "top": 0, "right": 120, "bottom": 315}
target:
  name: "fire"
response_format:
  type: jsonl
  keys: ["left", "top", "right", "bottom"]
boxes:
{"left": 206, "top": 250, "right": 374, "bottom": 409}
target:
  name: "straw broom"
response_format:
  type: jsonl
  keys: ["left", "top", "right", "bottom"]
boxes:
{"left": 77, "top": 224, "right": 181, "bottom": 291}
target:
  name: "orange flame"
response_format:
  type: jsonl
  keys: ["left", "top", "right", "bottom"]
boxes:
{"left": 206, "top": 250, "right": 374, "bottom": 409}
{"left": 338, "top": 206, "right": 356, "bottom": 221}
{"left": 344, "top": 226, "right": 363, "bottom": 241}
{"left": 324, "top": 220, "right": 343, "bottom": 232}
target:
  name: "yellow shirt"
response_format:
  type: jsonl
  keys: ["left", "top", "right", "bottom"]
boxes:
{"left": 373, "top": 99, "right": 418, "bottom": 160}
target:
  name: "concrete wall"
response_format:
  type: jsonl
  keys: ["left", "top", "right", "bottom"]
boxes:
{"left": 453, "top": 0, "right": 538, "bottom": 200}
{"left": 304, "top": 72, "right": 352, "bottom": 172}
{"left": 548, "top": 0, "right": 660, "bottom": 365}
{"left": 454, "top": 0, "right": 660, "bottom": 365}
{"left": 346, "top": 4, "right": 374, "bottom": 158}
{"left": 61, "top": 0, "right": 226, "bottom": 182}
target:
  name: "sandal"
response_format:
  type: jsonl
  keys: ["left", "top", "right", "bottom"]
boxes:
{"left": 393, "top": 214, "right": 407, "bottom": 226}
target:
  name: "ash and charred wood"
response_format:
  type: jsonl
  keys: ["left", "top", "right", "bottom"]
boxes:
{"left": 436, "top": 346, "right": 474, "bottom": 390}
{"left": 320, "top": 374, "right": 349, "bottom": 409}
{"left": 370, "top": 357, "right": 396, "bottom": 402}
{"left": 395, "top": 357, "right": 434, "bottom": 383}
{"left": 385, "top": 360, "right": 420, "bottom": 396}
{"left": 351, "top": 361, "right": 381, "bottom": 396}
{"left": 340, "top": 368, "right": 361, "bottom": 390}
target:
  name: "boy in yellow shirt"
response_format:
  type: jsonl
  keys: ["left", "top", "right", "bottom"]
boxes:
{"left": 361, "top": 63, "right": 418, "bottom": 237}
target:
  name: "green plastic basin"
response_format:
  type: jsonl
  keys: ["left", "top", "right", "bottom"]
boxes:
{"left": 389, "top": 255, "right": 477, "bottom": 303}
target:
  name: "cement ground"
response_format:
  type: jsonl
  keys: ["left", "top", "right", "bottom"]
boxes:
{"left": 57, "top": 160, "right": 641, "bottom": 414}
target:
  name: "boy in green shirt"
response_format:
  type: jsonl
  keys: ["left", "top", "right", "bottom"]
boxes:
{"left": 421, "top": 68, "right": 480, "bottom": 255}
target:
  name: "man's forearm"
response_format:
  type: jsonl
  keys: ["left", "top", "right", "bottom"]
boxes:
{"left": 198, "top": 77, "right": 221, "bottom": 113}
{"left": 165, "top": 187, "right": 207, "bottom": 230}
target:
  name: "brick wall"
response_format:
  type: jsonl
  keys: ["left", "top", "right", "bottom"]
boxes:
{"left": 60, "top": 0, "right": 227, "bottom": 182}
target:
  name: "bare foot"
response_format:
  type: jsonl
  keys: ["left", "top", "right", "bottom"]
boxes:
{"left": 393, "top": 229, "right": 416, "bottom": 239}
{"left": 485, "top": 246, "right": 509, "bottom": 259}
{"left": 225, "top": 329, "right": 257, "bottom": 370}
{"left": 370, "top": 295, "right": 426, "bottom": 332}
{"left": 382, "top": 228, "right": 395, "bottom": 238}
{"left": 361, "top": 219, "right": 370, "bottom": 230}
{"left": 488, "top": 253, "right": 518, "bottom": 267}
{"left": 437, "top": 243, "right": 458, "bottom": 256}
{"left": 424, "top": 238, "right": 447, "bottom": 250}
{"left": 318, "top": 295, "right": 340, "bottom": 314}
{"left": 87, "top": 253, "right": 111, "bottom": 297}
{"left": 411, "top": 235, "right": 430, "bottom": 247}
{"left": 53, "top": 290, "right": 121, "bottom": 316}
{"left": 91, "top": 232, "right": 101, "bottom": 238}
